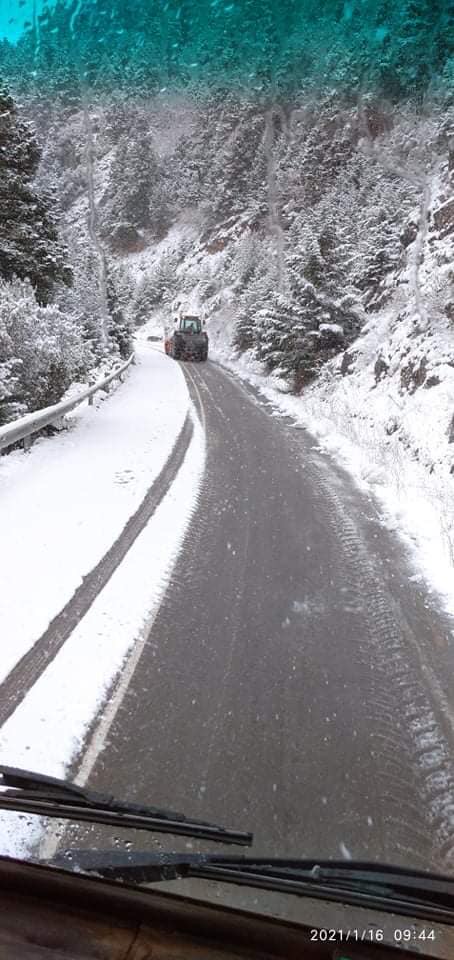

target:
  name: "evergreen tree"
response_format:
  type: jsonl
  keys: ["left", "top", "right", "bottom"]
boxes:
{"left": 56, "top": 243, "right": 108, "bottom": 363}
{"left": 101, "top": 128, "right": 171, "bottom": 247}
{"left": 210, "top": 110, "right": 268, "bottom": 223}
{"left": 105, "top": 263, "right": 134, "bottom": 358}
{"left": 0, "top": 87, "right": 72, "bottom": 303}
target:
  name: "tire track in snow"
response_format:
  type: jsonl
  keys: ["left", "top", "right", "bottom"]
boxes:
{"left": 185, "top": 366, "right": 253, "bottom": 799}
{"left": 210, "top": 365, "right": 454, "bottom": 865}
{"left": 0, "top": 413, "right": 193, "bottom": 729}
{"left": 310, "top": 462, "right": 454, "bottom": 870}
{"left": 186, "top": 364, "right": 454, "bottom": 866}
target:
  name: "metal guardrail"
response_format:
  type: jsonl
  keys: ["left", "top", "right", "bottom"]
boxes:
{"left": 0, "top": 352, "right": 135, "bottom": 453}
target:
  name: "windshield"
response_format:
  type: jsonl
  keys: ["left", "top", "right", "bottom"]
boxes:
{"left": 0, "top": 0, "right": 454, "bottom": 927}
{"left": 181, "top": 317, "right": 202, "bottom": 333}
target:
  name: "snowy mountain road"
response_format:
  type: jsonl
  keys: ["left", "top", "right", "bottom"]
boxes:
{"left": 72, "top": 359, "right": 454, "bottom": 871}
{"left": 0, "top": 411, "right": 194, "bottom": 729}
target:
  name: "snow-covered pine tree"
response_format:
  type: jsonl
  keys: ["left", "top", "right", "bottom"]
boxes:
{"left": 131, "top": 276, "right": 159, "bottom": 327}
{"left": 105, "top": 262, "right": 134, "bottom": 358}
{"left": 101, "top": 126, "right": 170, "bottom": 249}
{"left": 231, "top": 239, "right": 276, "bottom": 353}
{"left": 0, "top": 87, "right": 72, "bottom": 304}
{"left": 209, "top": 107, "right": 268, "bottom": 224}
{"left": 56, "top": 242, "right": 108, "bottom": 364}
{"left": 255, "top": 288, "right": 295, "bottom": 373}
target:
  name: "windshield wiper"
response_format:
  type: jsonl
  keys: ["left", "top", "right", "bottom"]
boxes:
{"left": 0, "top": 766, "right": 252, "bottom": 847}
{"left": 49, "top": 851, "right": 454, "bottom": 925}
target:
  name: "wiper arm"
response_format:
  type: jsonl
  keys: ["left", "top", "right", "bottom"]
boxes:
{"left": 0, "top": 766, "right": 252, "bottom": 847}
{"left": 51, "top": 851, "right": 454, "bottom": 925}
{"left": 192, "top": 858, "right": 454, "bottom": 923}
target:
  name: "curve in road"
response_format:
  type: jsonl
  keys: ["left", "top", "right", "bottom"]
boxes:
{"left": 73, "top": 360, "right": 454, "bottom": 873}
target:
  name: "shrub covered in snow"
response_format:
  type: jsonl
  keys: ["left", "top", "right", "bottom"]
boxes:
{"left": 0, "top": 279, "right": 90, "bottom": 424}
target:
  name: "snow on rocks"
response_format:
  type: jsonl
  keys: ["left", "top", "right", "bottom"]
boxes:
{"left": 319, "top": 323, "right": 344, "bottom": 335}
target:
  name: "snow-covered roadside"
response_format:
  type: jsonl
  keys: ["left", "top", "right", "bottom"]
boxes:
{"left": 210, "top": 320, "right": 454, "bottom": 621}
{"left": 0, "top": 335, "right": 188, "bottom": 683}
{"left": 0, "top": 396, "right": 205, "bottom": 857}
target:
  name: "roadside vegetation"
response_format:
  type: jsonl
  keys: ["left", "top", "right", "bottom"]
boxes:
{"left": 0, "top": 0, "right": 452, "bottom": 419}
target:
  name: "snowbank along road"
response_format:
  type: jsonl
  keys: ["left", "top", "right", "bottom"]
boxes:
{"left": 0, "top": 343, "right": 205, "bottom": 825}
{"left": 59, "top": 355, "right": 454, "bottom": 874}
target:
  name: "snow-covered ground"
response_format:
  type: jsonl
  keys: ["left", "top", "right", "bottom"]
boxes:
{"left": 0, "top": 334, "right": 188, "bottom": 683}
{"left": 0, "top": 330, "right": 205, "bottom": 854}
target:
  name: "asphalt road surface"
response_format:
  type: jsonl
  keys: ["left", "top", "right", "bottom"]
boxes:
{"left": 68, "top": 359, "right": 454, "bottom": 876}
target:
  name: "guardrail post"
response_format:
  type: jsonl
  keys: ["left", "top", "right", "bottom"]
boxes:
{"left": 88, "top": 394, "right": 94, "bottom": 406}
{"left": 23, "top": 435, "right": 31, "bottom": 453}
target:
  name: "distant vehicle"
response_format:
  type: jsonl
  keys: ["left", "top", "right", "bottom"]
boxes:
{"left": 164, "top": 314, "right": 208, "bottom": 361}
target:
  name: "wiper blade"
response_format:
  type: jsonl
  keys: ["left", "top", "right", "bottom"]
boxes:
{"left": 0, "top": 766, "right": 252, "bottom": 847}
{"left": 52, "top": 851, "right": 454, "bottom": 925}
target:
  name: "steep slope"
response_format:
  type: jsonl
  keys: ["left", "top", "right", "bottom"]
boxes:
{"left": 205, "top": 154, "right": 454, "bottom": 611}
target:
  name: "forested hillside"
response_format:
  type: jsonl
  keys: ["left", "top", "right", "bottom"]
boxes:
{"left": 0, "top": 0, "right": 453, "bottom": 419}
{"left": 0, "top": 79, "right": 135, "bottom": 425}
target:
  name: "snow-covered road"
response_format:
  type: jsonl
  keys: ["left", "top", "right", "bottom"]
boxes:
{"left": 0, "top": 340, "right": 205, "bottom": 846}
{"left": 49, "top": 358, "right": 454, "bottom": 878}
{"left": 1, "top": 348, "right": 454, "bottom": 880}
{"left": 0, "top": 340, "right": 188, "bottom": 684}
